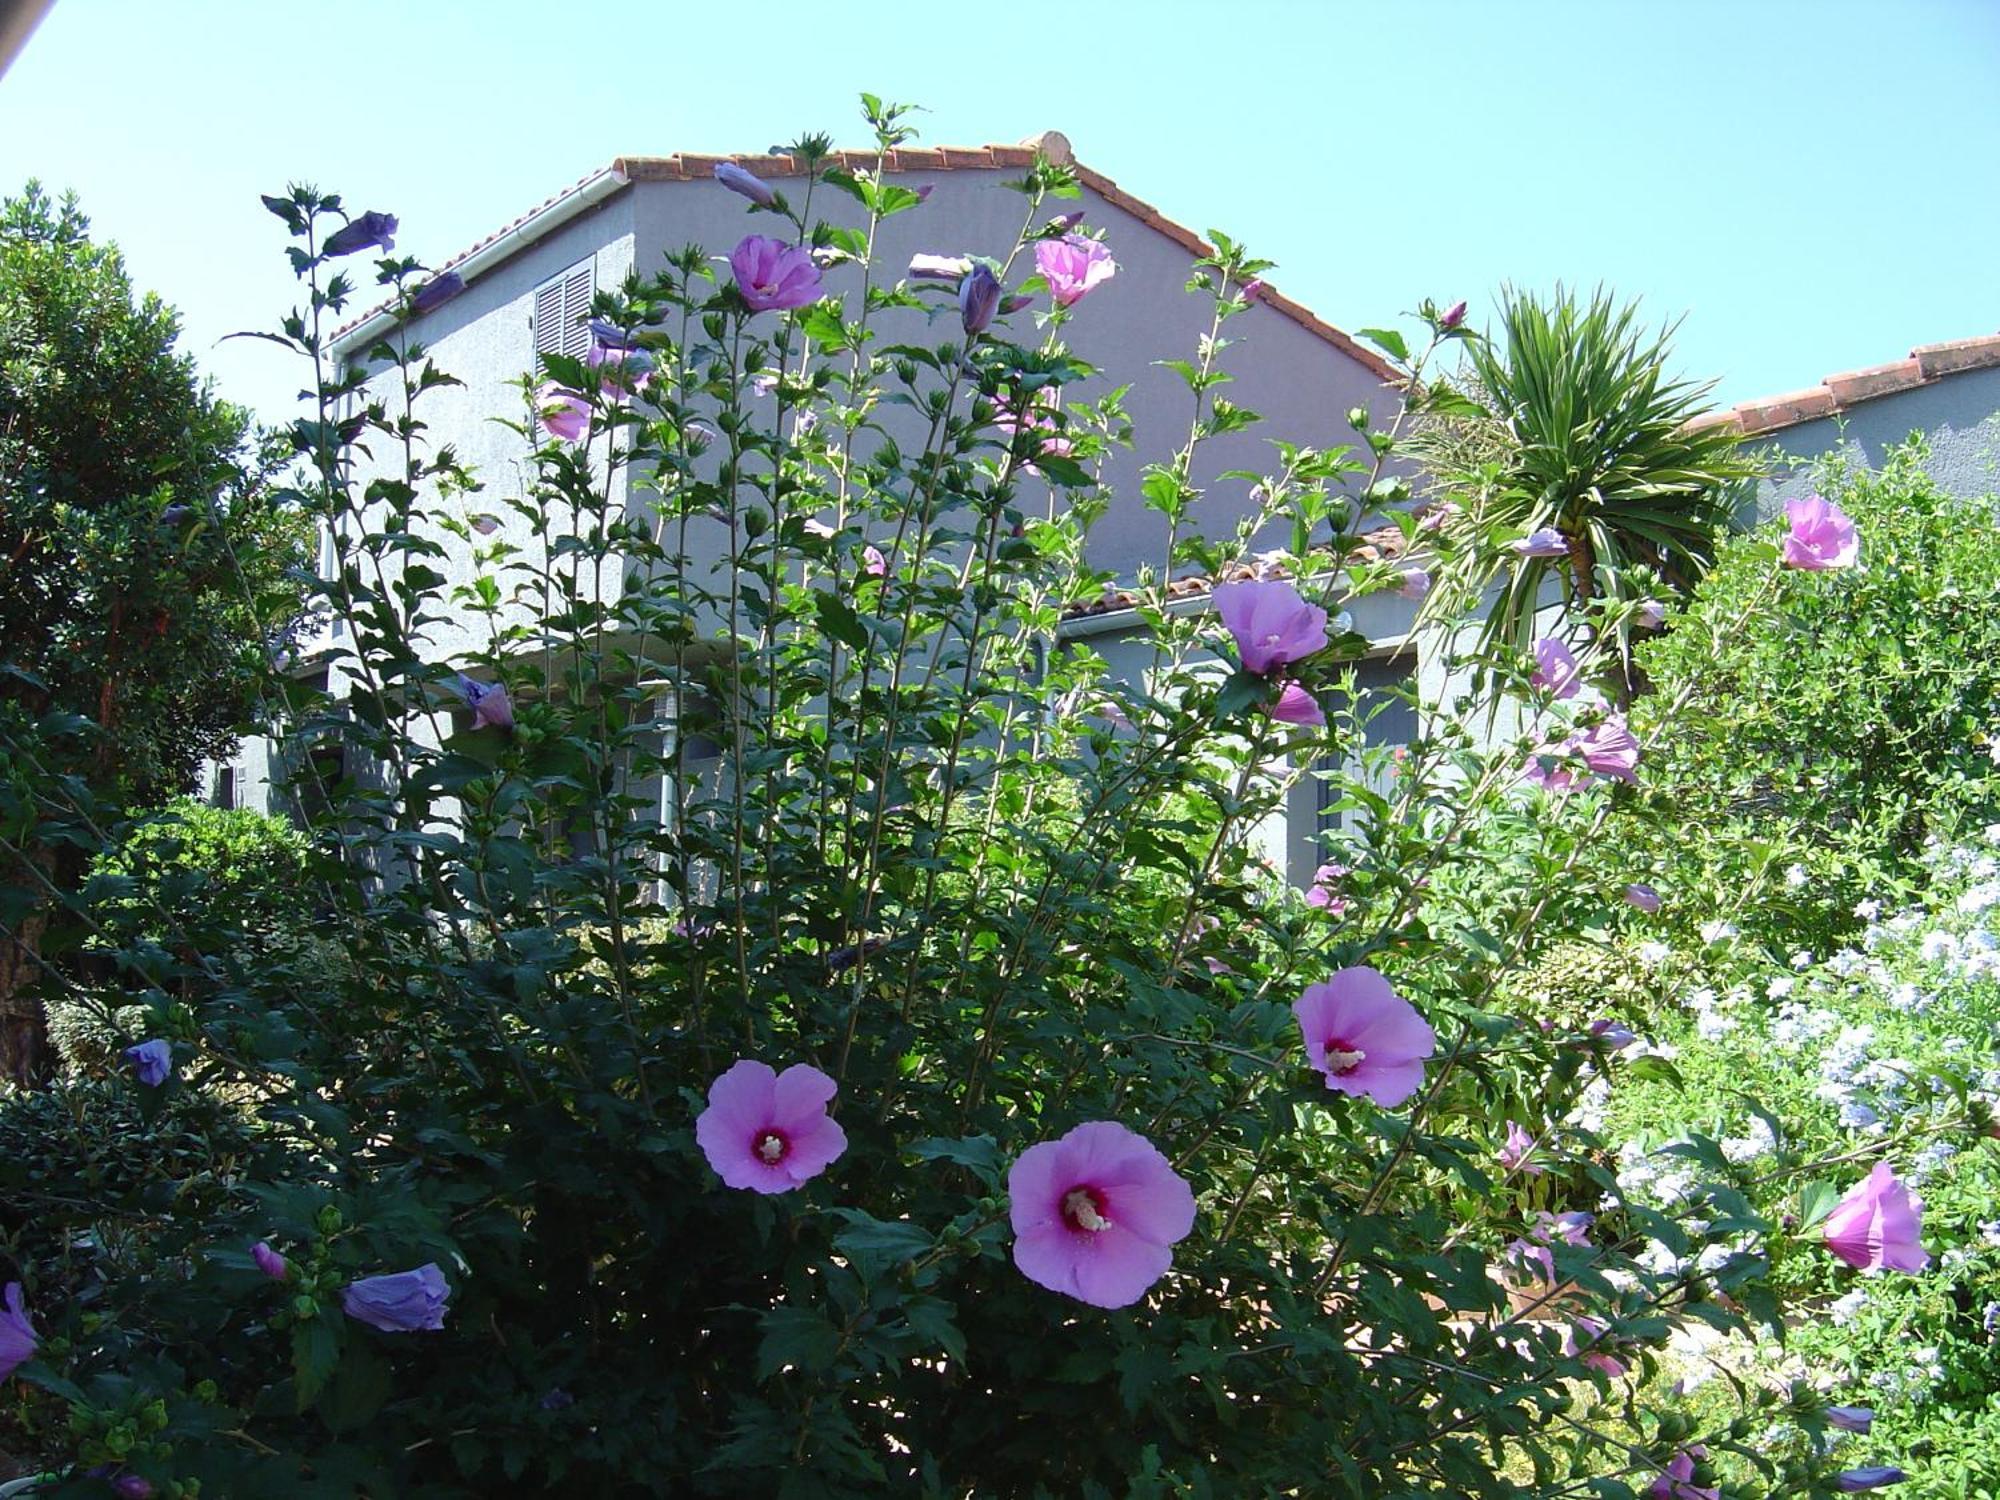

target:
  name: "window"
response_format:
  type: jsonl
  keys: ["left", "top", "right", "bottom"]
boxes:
{"left": 533, "top": 258, "right": 595, "bottom": 369}
{"left": 1290, "top": 654, "right": 1419, "bottom": 885}
{"left": 213, "top": 765, "right": 237, "bottom": 810}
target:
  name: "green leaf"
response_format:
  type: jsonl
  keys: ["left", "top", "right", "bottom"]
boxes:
{"left": 900, "top": 1296, "right": 966, "bottom": 1362}
{"left": 798, "top": 303, "right": 849, "bottom": 350}
{"left": 1798, "top": 1180, "right": 1839, "bottom": 1230}
{"left": 1357, "top": 327, "right": 1409, "bottom": 363}
{"left": 909, "top": 1134, "right": 1001, "bottom": 1184}
{"left": 1214, "top": 670, "right": 1266, "bottom": 721}
{"left": 814, "top": 592, "right": 869, "bottom": 652}
{"left": 292, "top": 1314, "right": 342, "bottom": 1407}
{"left": 833, "top": 1210, "right": 934, "bottom": 1272}
{"left": 316, "top": 1341, "right": 392, "bottom": 1433}
{"left": 755, "top": 1304, "right": 844, "bottom": 1380}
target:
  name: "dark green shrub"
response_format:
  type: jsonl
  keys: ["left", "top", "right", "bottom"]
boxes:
{"left": 86, "top": 799, "right": 314, "bottom": 946}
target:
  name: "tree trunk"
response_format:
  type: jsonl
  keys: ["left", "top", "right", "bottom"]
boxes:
{"left": 0, "top": 868, "right": 53, "bottom": 1088}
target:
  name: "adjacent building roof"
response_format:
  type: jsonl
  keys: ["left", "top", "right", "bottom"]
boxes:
{"left": 1689, "top": 332, "right": 2000, "bottom": 437}
{"left": 333, "top": 132, "right": 1396, "bottom": 381}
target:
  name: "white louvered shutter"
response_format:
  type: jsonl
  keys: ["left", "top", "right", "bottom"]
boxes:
{"left": 533, "top": 259, "right": 595, "bottom": 369}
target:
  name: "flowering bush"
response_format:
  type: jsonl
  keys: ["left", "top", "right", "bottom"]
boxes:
{"left": 1623, "top": 446, "right": 2000, "bottom": 952}
{"left": 1598, "top": 831, "right": 2000, "bottom": 1493}
{"left": 0, "top": 102, "right": 1952, "bottom": 1496}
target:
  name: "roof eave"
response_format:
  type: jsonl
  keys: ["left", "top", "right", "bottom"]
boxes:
{"left": 330, "top": 164, "right": 632, "bottom": 358}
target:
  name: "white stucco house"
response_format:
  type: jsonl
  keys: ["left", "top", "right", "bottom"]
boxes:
{"left": 212, "top": 131, "right": 1443, "bottom": 886}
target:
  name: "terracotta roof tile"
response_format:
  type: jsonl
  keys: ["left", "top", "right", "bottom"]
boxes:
{"left": 335, "top": 132, "right": 1395, "bottom": 380}
{"left": 1697, "top": 331, "right": 2000, "bottom": 437}
{"left": 1913, "top": 334, "right": 2000, "bottom": 379}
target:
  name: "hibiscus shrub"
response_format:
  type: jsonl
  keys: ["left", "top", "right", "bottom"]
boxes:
{"left": 0, "top": 101, "right": 1950, "bottom": 1496}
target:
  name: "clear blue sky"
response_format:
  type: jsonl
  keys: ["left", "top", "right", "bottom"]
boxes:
{"left": 3, "top": 0, "right": 1996, "bottom": 425}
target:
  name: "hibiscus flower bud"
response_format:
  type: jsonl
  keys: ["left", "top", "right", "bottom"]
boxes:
{"left": 959, "top": 263, "right": 1002, "bottom": 337}
{"left": 713, "top": 162, "right": 777, "bottom": 208}
{"left": 322, "top": 210, "right": 398, "bottom": 258}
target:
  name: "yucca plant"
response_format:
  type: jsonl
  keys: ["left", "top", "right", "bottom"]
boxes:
{"left": 1420, "top": 285, "right": 1760, "bottom": 663}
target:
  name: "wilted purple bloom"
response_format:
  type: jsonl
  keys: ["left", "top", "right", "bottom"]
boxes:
{"left": 959, "top": 263, "right": 1002, "bottom": 336}
{"left": 322, "top": 210, "right": 398, "bottom": 258}
{"left": 714, "top": 162, "right": 778, "bottom": 208}
{"left": 1440, "top": 299, "right": 1467, "bottom": 330}
{"left": 1304, "top": 860, "right": 1350, "bottom": 915}
{"left": 123, "top": 1039, "right": 171, "bottom": 1088}
{"left": 587, "top": 341, "right": 654, "bottom": 396}
{"left": 1532, "top": 637, "right": 1581, "bottom": 699}
{"left": 111, "top": 1475, "right": 154, "bottom": 1500}
{"left": 457, "top": 674, "right": 514, "bottom": 731}
{"left": 1240, "top": 278, "right": 1265, "bottom": 302}
{"left": 1417, "top": 501, "right": 1459, "bottom": 533}
{"left": 1212, "top": 579, "right": 1328, "bottom": 676}
{"left": 1395, "top": 568, "right": 1431, "bottom": 602}
{"left": 0, "top": 1283, "right": 36, "bottom": 1382}
{"left": 1588, "top": 1019, "right": 1637, "bottom": 1050}
{"left": 587, "top": 316, "right": 645, "bottom": 351}
{"left": 1046, "top": 210, "right": 1085, "bottom": 233}
{"left": 729, "top": 235, "right": 822, "bottom": 313}
{"left": 1649, "top": 1447, "right": 1718, "bottom": 1500}
{"left": 863, "top": 545, "right": 888, "bottom": 578}
{"left": 1784, "top": 494, "right": 1860, "bottom": 571}
{"left": 409, "top": 271, "right": 464, "bottom": 315}
{"left": 539, "top": 1387, "right": 576, "bottom": 1410}
{"left": 159, "top": 504, "right": 192, "bottom": 526}
{"left": 1270, "top": 681, "right": 1325, "bottom": 728}
{"left": 1826, "top": 1406, "right": 1875, "bottom": 1434}
{"left": 1499, "top": 1120, "right": 1544, "bottom": 1175}
{"left": 1834, "top": 1471, "right": 1905, "bottom": 1492}
{"left": 913, "top": 184, "right": 934, "bottom": 202}
{"left": 909, "top": 252, "right": 972, "bottom": 281}
{"left": 1635, "top": 598, "right": 1668, "bottom": 629}
{"left": 827, "top": 937, "right": 888, "bottom": 972}
{"left": 1564, "top": 1315, "right": 1627, "bottom": 1378}
{"left": 1510, "top": 527, "right": 1569, "bottom": 559}
{"left": 1623, "top": 882, "right": 1662, "bottom": 914}
{"left": 471, "top": 514, "right": 501, "bottom": 536}
{"left": 998, "top": 293, "right": 1034, "bottom": 314}
{"left": 1035, "top": 234, "right": 1118, "bottom": 308}
{"left": 342, "top": 1264, "right": 451, "bottom": 1332}
{"left": 252, "top": 1241, "right": 290, "bottom": 1281}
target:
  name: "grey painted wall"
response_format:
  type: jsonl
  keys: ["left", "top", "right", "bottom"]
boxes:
{"left": 1745, "top": 366, "right": 2000, "bottom": 516}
